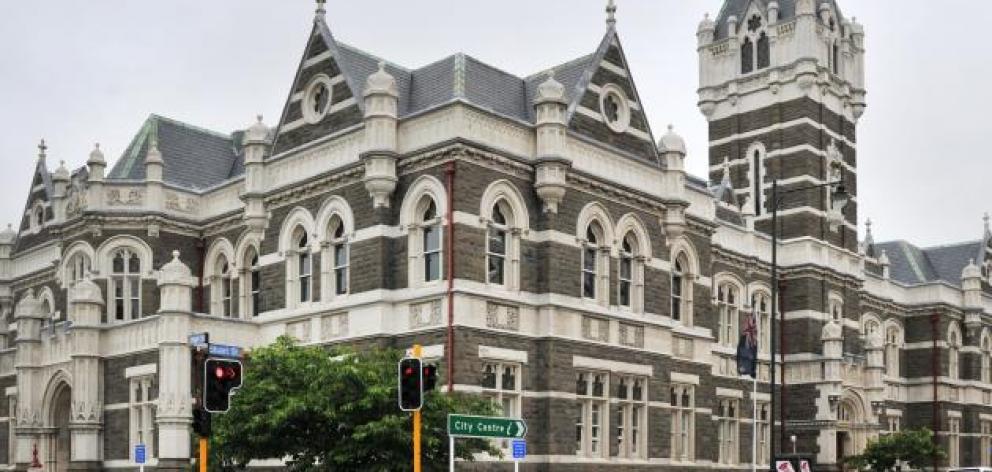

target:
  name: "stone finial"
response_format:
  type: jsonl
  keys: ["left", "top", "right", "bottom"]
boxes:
{"left": 315, "top": 0, "right": 326, "bottom": 18}
{"left": 53, "top": 160, "right": 70, "bottom": 182}
{"left": 69, "top": 275, "right": 104, "bottom": 306}
{"left": 160, "top": 250, "right": 193, "bottom": 284}
{"left": 878, "top": 249, "right": 890, "bottom": 266}
{"left": 984, "top": 212, "right": 990, "bottom": 237}
{"left": 37, "top": 139, "right": 47, "bottom": 161}
{"left": 963, "top": 258, "right": 982, "bottom": 280}
{"left": 0, "top": 224, "right": 15, "bottom": 244}
{"left": 88, "top": 143, "right": 105, "bottom": 166}
{"left": 658, "top": 124, "right": 687, "bottom": 156}
{"left": 720, "top": 157, "right": 732, "bottom": 185}
{"left": 146, "top": 139, "right": 164, "bottom": 165}
{"left": 606, "top": 0, "right": 617, "bottom": 27}
{"left": 246, "top": 115, "right": 271, "bottom": 144}
{"left": 698, "top": 13, "right": 715, "bottom": 32}
{"left": 364, "top": 61, "right": 399, "bottom": 98}
{"left": 535, "top": 70, "right": 567, "bottom": 105}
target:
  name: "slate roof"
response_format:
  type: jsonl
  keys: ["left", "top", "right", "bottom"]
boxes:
{"left": 714, "top": 0, "right": 845, "bottom": 39}
{"left": 107, "top": 115, "right": 245, "bottom": 191}
{"left": 873, "top": 240, "right": 984, "bottom": 286}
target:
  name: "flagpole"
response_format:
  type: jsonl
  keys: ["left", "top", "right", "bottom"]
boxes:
{"left": 752, "top": 307, "right": 759, "bottom": 472}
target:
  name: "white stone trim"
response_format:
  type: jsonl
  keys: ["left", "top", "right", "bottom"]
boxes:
{"left": 573, "top": 355, "right": 652, "bottom": 377}
{"left": 716, "top": 387, "right": 744, "bottom": 399}
{"left": 670, "top": 372, "right": 700, "bottom": 385}
{"left": 980, "top": 413, "right": 992, "bottom": 422}
{"left": 4, "top": 387, "right": 15, "bottom": 396}
{"left": 709, "top": 117, "right": 855, "bottom": 149}
{"left": 598, "top": 60, "right": 628, "bottom": 78}
{"left": 478, "top": 346, "right": 528, "bottom": 364}
{"left": 947, "top": 410, "right": 962, "bottom": 418}
{"left": 752, "top": 392, "right": 770, "bottom": 402}
{"left": 280, "top": 96, "right": 359, "bottom": 133}
{"left": 574, "top": 106, "right": 651, "bottom": 142}
{"left": 302, "top": 50, "right": 333, "bottom": 69}
{"left": 125, "top": 363, "right": 157, "bottom": 379}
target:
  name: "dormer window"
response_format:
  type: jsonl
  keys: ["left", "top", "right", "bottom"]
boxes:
{"left": 740, "top": 16, "right": 770, "bottom": 74}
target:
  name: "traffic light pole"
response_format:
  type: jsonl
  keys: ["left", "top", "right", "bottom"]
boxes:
{"left": 199, "top": 438, "right": 207, "bottom": 472}
{"left": 412, "top": 344, "right": 422, "bottom": 472}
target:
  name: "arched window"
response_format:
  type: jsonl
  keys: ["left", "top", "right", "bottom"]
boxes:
{"left": 210, "top": 255, "right": 233, "bottom": 317}
{"left": 752, "top": 291, "right": 771, "bottom": 355}
{"left": 981, "top": 335, "right": 991, "bottom": 384}
{"left": 949, "top": 326, "right": 961, "bottom": 381}
{"left": 741, "top": 37, "right": 754, "bottom": 74}
{"left": 749, "top": 145, "right": 766, "bottom": 216}
{"left": 862, "top": 317, "right": 880, "bottom": 338}
{"left": 831, "top": 41, "right": 840, "bottom": 74}
{"left": 287, "top": 226, "right": 312, "bottom": 307}
{"left": 110, "top": 248, "right": 141, "bottom": 321}
{"left": 885, "top": 325, "right": 902, "bottom": 378}
{"left": 582, "top": 223, "right": 605, "bottom": 301}
{"left": 757, "top": 32, "right": 770, "bottom": 69}
{"left": 716, "top": 281, "right": 740, "bottom": 347}
{"left": 39, "top": 291, "right": 55, "bottom": 328}
{"left": 31, "top": 204, "right": 44, "bottom": 230}
{"left": 242, "top": 246, "right": 261, "bottom": 318}
{"left": 322, "top": 215, "right": 349, "bottom": 299}
{"left": 487, "top": 202, "right": 509, "bottom": 286}
{"left": 420, "top": 199, "right": 442, "bottom": 283}
{"left": 828, "top": 295, "right": 843, "bottom": 322}
{"left": 617, "top": 232, "right": 645, "bottom": 312}
{"left": 671, "top": 253, "right": 693, "bottom": 325}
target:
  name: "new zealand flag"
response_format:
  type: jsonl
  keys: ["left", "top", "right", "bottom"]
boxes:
{"left": 736, "top": 311, "right": 758, "bottom": 378}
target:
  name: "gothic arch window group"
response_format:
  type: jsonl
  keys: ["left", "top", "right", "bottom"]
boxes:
{"left": 741, "top": 14, "right": 770, "bottom": 74}
{"left": 400, "top": 176, "right": 447, "bottom": 288}
{"left": 480, "top": 180, "right": 530, "bottom": 292}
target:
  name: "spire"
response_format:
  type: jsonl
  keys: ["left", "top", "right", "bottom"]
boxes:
{"left": 606, "top": 0, "right": 617, "bottom": 28}
{"left": 985, "top": 212, "right": 990, "bottom": 238}
{"left": 37, "top": 139, "right": 47, "bottom": 161}
{"left": 315, "top": 0, "right": 326, "bottom": 19}
{"left": 864, "top": 217, "right": 875, "bottom": 256}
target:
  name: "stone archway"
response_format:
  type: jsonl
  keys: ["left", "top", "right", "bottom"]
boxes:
{"left": 835, "top": 390, "right": 871, "bottom": 471}
{"left": 48, "top": 384, "right": 71, "bottom": 472}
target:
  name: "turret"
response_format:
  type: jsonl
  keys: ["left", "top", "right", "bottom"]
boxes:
{"left": 87, "top": 143, "right": 106, "bottom": 210}
{"left": 532, "top": 72, "right": 571, "bottom": 214}
{"left": 145, "top": 140, "right": 164, "bottom": 212}
{"left": 697, "top": 14, "right": 715, "bottom": 46}
{"left": 360, "top": 62, "right": 399, "bottom": 209}
{"left": 963, "top": 258, "right": 983, "bottom": 310}
{"left": 243, "top": 115, "right": 271, "bottom": 231}
{"left": 51, "top": 160, "right": 70, "bottom": 222}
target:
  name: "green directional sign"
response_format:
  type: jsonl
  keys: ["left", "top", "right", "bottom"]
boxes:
{"left": 447, "top": 414, "right": 527, "bottom": 439}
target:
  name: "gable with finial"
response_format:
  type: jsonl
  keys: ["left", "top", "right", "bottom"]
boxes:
{"left": 18, "top": 140, "right": 54, "bottom": 238}
{"left": 271, "top": 6, "right": 367, "bottom": 156}
{"left": 565, "top": 4, "right": 660, "bottom": 165}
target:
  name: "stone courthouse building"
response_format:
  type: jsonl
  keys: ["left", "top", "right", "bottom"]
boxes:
{"left": 1, "top": 0, "right": 990, "bottom": 470}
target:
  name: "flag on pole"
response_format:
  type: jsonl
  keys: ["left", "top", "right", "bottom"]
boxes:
{"left": 736, "top": 310, "right": 758, "bottom": 378}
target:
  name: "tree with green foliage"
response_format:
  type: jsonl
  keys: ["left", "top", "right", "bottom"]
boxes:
{"left": 209, "top": 337, "right": 500, "bottom": 471}
{"left": 844, "top": 428, "right": 945, "bottom": 471}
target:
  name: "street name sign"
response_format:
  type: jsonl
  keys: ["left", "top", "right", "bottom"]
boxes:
{"left": 512, "top": 440, "right": 526, "bottom": 459}
{"left": 188, "top": 332, "right": 209, "bottom": 348}
{"left": 135, "top": 444, "right": 146, "bottom": 464}
{"left": 208, "top": 343, "right": 242, "bottom": 359}
{"left": 447, "top": 414, "right": 527, "bottom": 439}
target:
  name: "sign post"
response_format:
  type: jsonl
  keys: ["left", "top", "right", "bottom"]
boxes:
{"left": 511, "top": 440, "right": 526, "bottom": 472}
{"left": 447, "top": 415, "right": 527, "bottom": 472}
{"left": 412, "top": 345, "right": 422, "bottom": 472}
{"left": 134, "top": 444, "right": 146, "bottom": 472}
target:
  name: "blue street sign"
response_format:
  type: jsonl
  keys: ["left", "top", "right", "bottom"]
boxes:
{"left": 188, "top": 332, "right": 209, "bottom": 347}
{"left": 134, "top": 444, "right": 146, "bottom": 464}
{"left": 512, "top": 439, "right": 526, "bottom": 460}
{"left": 208, "top": 343, "right": 242, "bottom": 359}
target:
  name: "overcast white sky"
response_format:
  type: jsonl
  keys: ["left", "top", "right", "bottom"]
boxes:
{"left": 1, "top": 1, "right": 990, "bottom": 247}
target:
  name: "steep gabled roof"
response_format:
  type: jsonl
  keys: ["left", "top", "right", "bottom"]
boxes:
{"left": 714, "top": 0, "right": 845, "bottom": 39}
{"left": 874, "top": 240, "right": 983, "bottom": 286}
{"left": 107, "top": 114, "right": 242, "bottom": 191}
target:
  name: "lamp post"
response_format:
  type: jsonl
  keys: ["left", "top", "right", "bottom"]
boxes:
{"left": 768, "top": 175, "right": 849, "bottom": 470}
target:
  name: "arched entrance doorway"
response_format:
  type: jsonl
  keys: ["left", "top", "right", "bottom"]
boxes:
{"left": 835, "top": 392, "right": 871, "bottom": 471}
{"left": 46, "top": 381, "right": 72, "bottom": 472}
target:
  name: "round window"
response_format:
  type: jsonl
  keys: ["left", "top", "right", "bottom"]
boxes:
{"left": 599, "top": 84, "right": 631, "bottom": 133}
{"left": 302, "top": 75, "right": 334, "bottom": 124}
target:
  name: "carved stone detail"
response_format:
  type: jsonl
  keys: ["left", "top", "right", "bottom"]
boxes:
{"left": 321, "top": 313, "right": 349, "bottom": 340}
{"left": 409, "top": 300, "right": 442, "bottom": 329}
{"left": 485, "top": 303, "right": 519, "bottom": 331}
{"left": 106, "top": 188, "right": 143, "bottom": 206}
{"left": 618, "top": 323, "right": 644, "bottom": 348}
{"left": 581, "top": 316, "right": 609, "bottom": 342}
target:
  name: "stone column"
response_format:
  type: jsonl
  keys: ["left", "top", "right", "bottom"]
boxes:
{"left": 864, "top": 331, "right": 885, "bottom": 422}
{"left": 155, "top": 251, "right": 195, "bottom": 471}
{"left": 816, "top": 320, "right": 844, "bottom": 466}
{"left": 66, "top": 277, "right": 104, "bottom": 471}
{"left": 12, "top": 291, "right": 46, "bottom": 471}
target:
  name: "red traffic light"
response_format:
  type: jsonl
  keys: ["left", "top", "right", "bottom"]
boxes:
{"left": 214, "top": 365, "right": 238, "bottom": 380}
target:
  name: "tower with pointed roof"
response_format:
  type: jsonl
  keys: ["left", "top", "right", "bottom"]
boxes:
{"left": 699, "top": 0, "right": 865, "bottom": 252}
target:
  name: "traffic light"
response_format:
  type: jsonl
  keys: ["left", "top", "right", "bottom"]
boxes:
{"left": 398, "top": 357, "right": 423, "bottom": 411}
{"left": 204, "top": 358, "right": 243, "bottom": 413}
{"left": 423, "top": 363, "right": 438, "bottom": 392}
